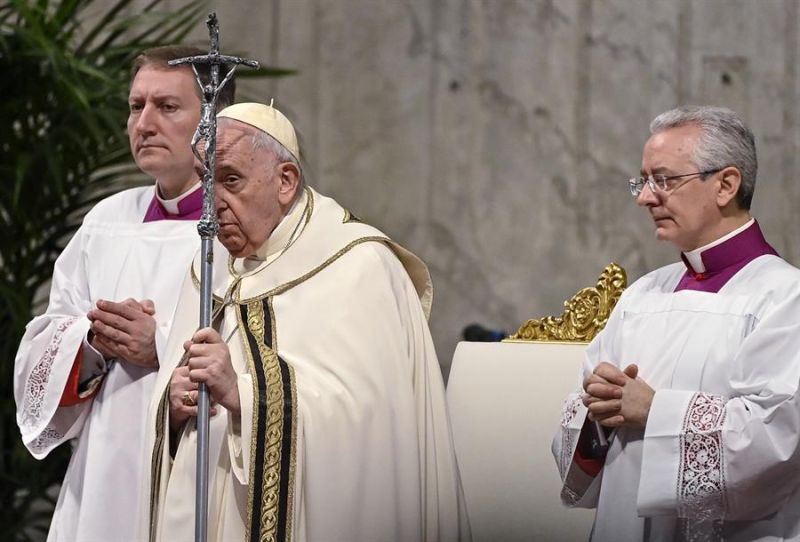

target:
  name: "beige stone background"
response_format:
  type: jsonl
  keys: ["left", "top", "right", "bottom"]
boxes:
{"left": 156, "top": 0, "right": 799, "bottom": 376}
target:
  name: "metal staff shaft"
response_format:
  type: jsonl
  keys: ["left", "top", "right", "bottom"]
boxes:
{"left": 193, "top": 114, "right": 217, "bottom": 542}
{"left": 169, "top": 12, "right": 259, "bottom": 542}
{"left": 195, "top": 242, "right": 213, "bottom": 542}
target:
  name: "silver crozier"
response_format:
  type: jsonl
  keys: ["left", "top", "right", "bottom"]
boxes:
{"left": 168, "top": 13, "right": 259, "bottom": 542}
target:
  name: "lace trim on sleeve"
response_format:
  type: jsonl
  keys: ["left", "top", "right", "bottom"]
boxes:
{"left": 562, "top": 485, "right": 582, "bottom": 507}
{"left": 29, "top": 427, "right": 66, "bottom": 455}
{"left": 677, "top": 517, "right": 723, "bottom": 542}
{"left": 559, "top": 391, "right": 583, "bottom": 479}
{"left": 19, "top": 317, "right": 79, "bottom": 434}
{"left": 677, "top": 392, "right": 727, "bottom": 521}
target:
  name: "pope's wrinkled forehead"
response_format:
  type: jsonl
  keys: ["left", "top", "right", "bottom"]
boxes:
{"left": 216, "top": 117, "right": 258, "bottom": 141}
{"left": 194, "top": 119, "right": 257, "bottom": 165}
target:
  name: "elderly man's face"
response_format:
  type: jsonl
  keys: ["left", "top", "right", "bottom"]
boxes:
{"left": 210, "top": 120, "right": 299, "bottom": 258}
{"left": 127, "top": 66, "right": 201, "bottom": 198}
{"left": 637, "top": 124, "right": 722, "bottom": 251}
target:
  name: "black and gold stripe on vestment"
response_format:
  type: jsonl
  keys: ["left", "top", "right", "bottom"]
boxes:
{"left": 238, "top": 297, "right": 297, "bottom": 542}
{"left": 148, "top": 385, "right": 169, "bottom": 542}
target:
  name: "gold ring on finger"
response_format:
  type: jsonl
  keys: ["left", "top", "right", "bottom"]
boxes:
{"left": 182, "top": 391, "right": 196, "bottom": 407}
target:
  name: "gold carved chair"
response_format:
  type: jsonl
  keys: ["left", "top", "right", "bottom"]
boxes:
{"left": 446, "top": 264, "right": 626, "bottom": 542}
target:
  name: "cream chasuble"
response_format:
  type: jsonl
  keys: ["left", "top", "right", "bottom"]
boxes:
{"left": 14, "top": 186, "right": 201, "bottom": 542}
{"left": 144, "top": 188, "right": 469, "bottom": 542}
{"left": 554, "top": 255, "right": 800, "bottom": 541}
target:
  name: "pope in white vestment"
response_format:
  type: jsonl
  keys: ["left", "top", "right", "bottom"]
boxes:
{"left": 553, "top": 105, "right": 800, "bottom": 541}
{"left": 143, "top": 103, "right": 469, "bottom": 542}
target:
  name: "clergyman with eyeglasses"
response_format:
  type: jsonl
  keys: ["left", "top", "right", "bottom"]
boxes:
{"left": 553, "top": 105, "right": 800, "bottom": 540}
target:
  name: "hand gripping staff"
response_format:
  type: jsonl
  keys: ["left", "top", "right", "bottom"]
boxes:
{"left": 168, "top": 13, "right": 259, "bottom": 542}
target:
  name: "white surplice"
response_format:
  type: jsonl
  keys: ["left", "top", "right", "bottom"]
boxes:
{"left": 553, "top": 255, "right": 800, "bottom": 541}
{"left": 144, "top": 188, "right": 469, "bottom": 542}
{"left": 14, "top": 186, "right": 201, "bottom": 542}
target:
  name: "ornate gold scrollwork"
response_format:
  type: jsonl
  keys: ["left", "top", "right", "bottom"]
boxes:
{"left": 506, "top": 263, "right": 627, "bottom": 343}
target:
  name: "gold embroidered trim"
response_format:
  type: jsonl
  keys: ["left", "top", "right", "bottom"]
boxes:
{"left": 239, "top": 298, "right": 297, "bottom": 542}
{"left": 238, "top": 236, "right": 391, "bottom": 304}
{"left": 190, "top": 265, "right": 225, "bottom": 304}
{"left": 237, "top": 302, "right": 262, "bottom": 542}
{"left": 507, "top": 263, "right": 627, "bottom": 342}
{"left": 342, "top": 208, "right": 362, "bottom": 223}
{"left": 190, "top": 189, "right": 316, "bottom": 298}
{"left": 188, "top": 190, "right": 388, "bottom": 307}
{"left": 303, "top": 187, "right": 315, "bottom": 226}
{"left": 148, "top": 387, "right": 170, "bottom": 542}
{"left": 269, "top": 297, "right": 298, "bottom": 542}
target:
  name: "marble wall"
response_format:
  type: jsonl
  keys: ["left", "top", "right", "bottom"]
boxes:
{"left": 161, "top": 0, "right": 800, "bottom": 375}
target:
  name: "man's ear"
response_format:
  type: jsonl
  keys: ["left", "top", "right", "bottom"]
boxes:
{"left": 277, "top": 162, "right": 301, "bottom": 205}
{"left": 716, "top": 166, "right": 741, "bottom": 208}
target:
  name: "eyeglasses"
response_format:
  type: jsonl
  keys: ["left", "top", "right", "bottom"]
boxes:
{"left": 628, "top": 169, "right": 722, "bottom": 197}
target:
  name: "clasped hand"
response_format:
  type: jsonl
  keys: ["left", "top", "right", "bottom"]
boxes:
{"left": 168, "top": 327, "right": 240, "bottom": 431}
{"left": 582, "top": 362, "right": 655, "bottom": 429}
{"left": 88, "top": 298, "right": 158, "bottom": 367}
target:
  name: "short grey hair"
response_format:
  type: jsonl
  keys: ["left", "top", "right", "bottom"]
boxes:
{"left": 649, "top": 105, "right": 757, "bottom": 210}
{"left": 216, "top": 117, "right": 306, "bottom": 192}
{"left": 250, "top": 127, "right": 305, "bottom": 190}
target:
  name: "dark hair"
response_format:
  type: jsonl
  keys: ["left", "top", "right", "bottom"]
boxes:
{"left": 131, "top": 45, "right": 236, "bottom": 109}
